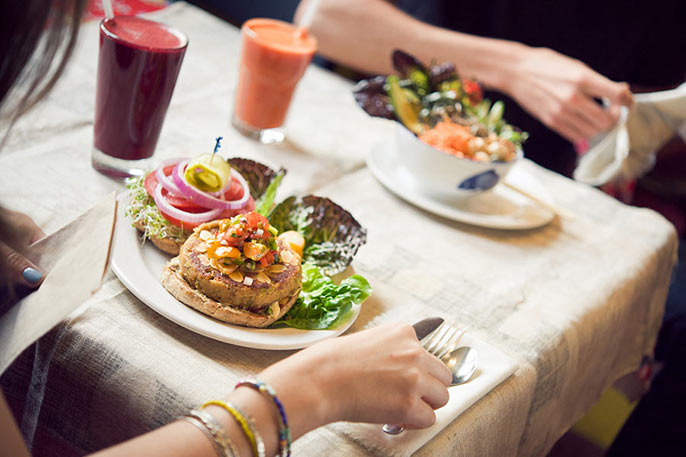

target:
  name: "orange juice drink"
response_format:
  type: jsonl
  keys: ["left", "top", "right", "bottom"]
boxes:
{"left": 232, "top": 18, "right": 317, "bottom": 143}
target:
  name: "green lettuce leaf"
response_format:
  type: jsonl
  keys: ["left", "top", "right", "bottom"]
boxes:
{"left": 272, "top": 263, "right": 372, "bottom": 330}
{"left": 227, "top": 158, "right": 286, "bottom": 201}
{"left": 255, "top": 171, "right": 284, "bottom": 217}
{"left": 268, "top": 196, "right": 367, "bottom": 275}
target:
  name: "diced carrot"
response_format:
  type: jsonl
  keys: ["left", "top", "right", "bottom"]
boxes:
{"left": 243, "top": 241, "right": 269, "bottom": 261}
{"left": 419, "top": 121, "right": 474, "bottom": 157}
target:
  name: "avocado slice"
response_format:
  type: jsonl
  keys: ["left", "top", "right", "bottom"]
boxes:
{"left": 386, "top": 75, "right": 423, "bottom": 135}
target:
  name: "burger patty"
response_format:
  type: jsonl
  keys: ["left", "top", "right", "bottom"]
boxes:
{"left": 178, "top": 222, "right": 302, "bottom": 309}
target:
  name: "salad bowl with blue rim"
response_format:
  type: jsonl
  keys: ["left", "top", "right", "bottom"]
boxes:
{"left": 393, "top": 123, "right": 523, "bottom": 200}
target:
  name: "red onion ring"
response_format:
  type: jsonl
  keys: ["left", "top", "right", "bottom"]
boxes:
{"left": 172, "top": 160, "right": 251, "bottom": 210}
{"left": 156, "top": 158, "right": 185, "bottom": 195}
{"left": 152, "top": 183, "right": 224, "bottom": 224}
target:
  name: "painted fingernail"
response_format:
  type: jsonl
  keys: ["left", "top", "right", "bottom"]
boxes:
{"left": 22, "top": 267, "right": 43, "bottom": 285}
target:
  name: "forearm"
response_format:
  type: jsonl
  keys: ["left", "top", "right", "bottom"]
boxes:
{"left": 89, "top": 420, "right": 217, "bottom": 457}
{"left": 89, "top": 324, "right": 452, "bottom": 457}
{"left": 90, "top": 355, "right": 331, "bottom": 457}
{"left": 89, "top": 392, "right": 281, "bottom": 457}
{"left": 298, "top": 0, "right": 527, "bottom": 92}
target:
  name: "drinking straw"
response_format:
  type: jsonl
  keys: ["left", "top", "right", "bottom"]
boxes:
{"left": 102, "top": 0, "right": 115, "bottom": 20}
{"left": 294, "top": 0, "right": 321, "bottom": 39}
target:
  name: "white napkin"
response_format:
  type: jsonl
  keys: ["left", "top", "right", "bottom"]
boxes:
{"left": 332, "top": 332, "right": 519, "bottom": 457}
{"left": 0, "top": 193, "right": 117, "bottom": 374}
{"left": 574, "top": 83, "right": 686, "bottom": 186}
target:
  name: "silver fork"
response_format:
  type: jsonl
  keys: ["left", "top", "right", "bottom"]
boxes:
{"left": 382, "top": 321, "right": 465, "bottom": 435}
{"left": 422, "top": 321, "right": 465, "bottom": 361}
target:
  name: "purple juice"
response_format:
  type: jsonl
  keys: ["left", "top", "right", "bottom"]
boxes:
{"left": 93, "top": 16, "right": 187, "bottom": 177}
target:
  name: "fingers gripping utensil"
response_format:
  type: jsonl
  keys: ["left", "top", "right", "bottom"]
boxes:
{"left": 383, "top": 321, "right": 475, "bottom": 435}
{"left": 382, "top": 345, "right": 479, "bottom": 435}
{"left": 412, "top": 317, "right": 444, "bottom": 340}
{"left": 379, "top": 318, "right": 447, "bottom": 435}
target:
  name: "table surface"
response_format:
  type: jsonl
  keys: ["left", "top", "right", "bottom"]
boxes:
{"left": 0, "top": 3, "right": 678, "bottom": 457}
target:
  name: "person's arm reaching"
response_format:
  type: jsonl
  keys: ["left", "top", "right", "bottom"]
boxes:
{"left": 296, "top": 0, "right": 633, "bottom": 144}
{"left": 91, "top": 323, "right": 452, "bottom": 457}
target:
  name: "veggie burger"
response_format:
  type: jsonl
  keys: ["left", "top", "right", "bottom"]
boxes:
{"left": 126, "top": 144, "right": 371, "bottom": 329}
{"left": 127, "top": 141, "right": 304, "bottom": 327}
{"left": 162, "top": 213, "right": 303, "bottom": 328}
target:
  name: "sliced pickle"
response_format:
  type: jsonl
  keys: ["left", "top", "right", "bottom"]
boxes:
{"left": 184, "top": 154, "right": 231, "bottom": 192}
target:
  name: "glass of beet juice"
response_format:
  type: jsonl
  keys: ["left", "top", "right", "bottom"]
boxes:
{"left": 93, "top": 16, "right": 187, "bottom": 178}
{"left": 232, "top": 18, "right": 317, "bottom": 144}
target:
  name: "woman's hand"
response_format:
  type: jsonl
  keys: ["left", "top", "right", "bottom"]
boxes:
{"left": 259, "top": 322, "right": 453, "bottom": 437}
{"left": 0, "top": 209, "right": 45, "bottom": 290}
{"left": 506, "top": 47, "right": 633, "bottom": 144}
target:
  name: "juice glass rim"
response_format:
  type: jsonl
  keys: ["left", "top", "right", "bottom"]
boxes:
{"left": 242, "top": 18, "right": 317, "bottom": 55}
{"left": 99, "top": 16, "right": 188, "bottom": 52}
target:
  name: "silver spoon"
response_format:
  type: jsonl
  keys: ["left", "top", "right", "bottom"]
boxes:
{"left": 444, "top": 346, "right": 478, "bottom": 385}
{"left": 382, "top": 346, "right": 479, "bottom": 435}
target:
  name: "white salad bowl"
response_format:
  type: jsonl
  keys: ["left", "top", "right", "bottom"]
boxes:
{"left": 394, "top": 122, "right": 522, "bottom": 200}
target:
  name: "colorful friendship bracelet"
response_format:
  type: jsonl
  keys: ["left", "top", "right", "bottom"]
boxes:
{"left": 235, "top": 379, "right": 291, "bottom": 457}
{"left": 203, "top": 400, "right": 266, "bottom": 457}
{"left": 183, "top": 409, "right": 238, "bottom": 457}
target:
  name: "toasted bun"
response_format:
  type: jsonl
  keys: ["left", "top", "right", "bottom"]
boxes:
{"left": 161, "top": 257, "right": 300, "bottom": 328}
{"left": 134, "top": 220, "right": 185, "bottom": 255}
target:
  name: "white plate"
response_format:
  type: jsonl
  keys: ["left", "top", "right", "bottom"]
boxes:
{"left": 367, "top": 142, "right": 555, "bottom": 230}
{"left": 110, "top": 203, "right": 361, "bottom": 350}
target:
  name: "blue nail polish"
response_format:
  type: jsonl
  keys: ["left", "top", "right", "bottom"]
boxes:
{"left": 22, "top": 267, "right": 43, "bottom": 285}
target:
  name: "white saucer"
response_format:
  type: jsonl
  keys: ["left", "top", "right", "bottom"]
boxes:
{"left": 366, "top": 143, "right": 555, "bottom": 230}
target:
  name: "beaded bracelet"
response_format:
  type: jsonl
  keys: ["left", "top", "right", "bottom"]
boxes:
{"left": 183, "top": 409, "right": 238, "bottom": 457}
{"left": 204, "top": 400, "right": 265, "bottom": 457}
{"left": 235, "top": 379, "right": 291, "bottom": 457}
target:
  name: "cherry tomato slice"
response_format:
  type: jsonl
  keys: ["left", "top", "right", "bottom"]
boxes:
{"left": 144, "top": 171, "right": 159, "bottom": 197}
{"left": 224, "top": 177, "right": 245, "bottom": 201}
{"left": 161, "top": 190, "right": 207, "bottom": 212}
{"left": 259, "top": 251, "right": 275, "bottom": 267}
{"left": 244, "top": 212, "right": 270, "bottom": 231}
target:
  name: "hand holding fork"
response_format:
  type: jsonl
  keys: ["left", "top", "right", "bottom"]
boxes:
{"left": 383, "top": 321, "right": 468, "bottom": 435}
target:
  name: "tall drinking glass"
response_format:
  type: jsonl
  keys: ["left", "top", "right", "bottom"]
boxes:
{"left": 232, "top": 18, "right": 317, "bottom": 144}
{"left": 92, "top": 16, "right": 187, "bottom": 178}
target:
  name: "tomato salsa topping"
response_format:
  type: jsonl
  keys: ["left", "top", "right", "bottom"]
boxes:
{"left": 203, "top": 212, "right": 281, "bottom": 273}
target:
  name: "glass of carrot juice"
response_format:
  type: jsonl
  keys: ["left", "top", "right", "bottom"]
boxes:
{"left": 232, "top": 18, "right": 317, "bottom": 144}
